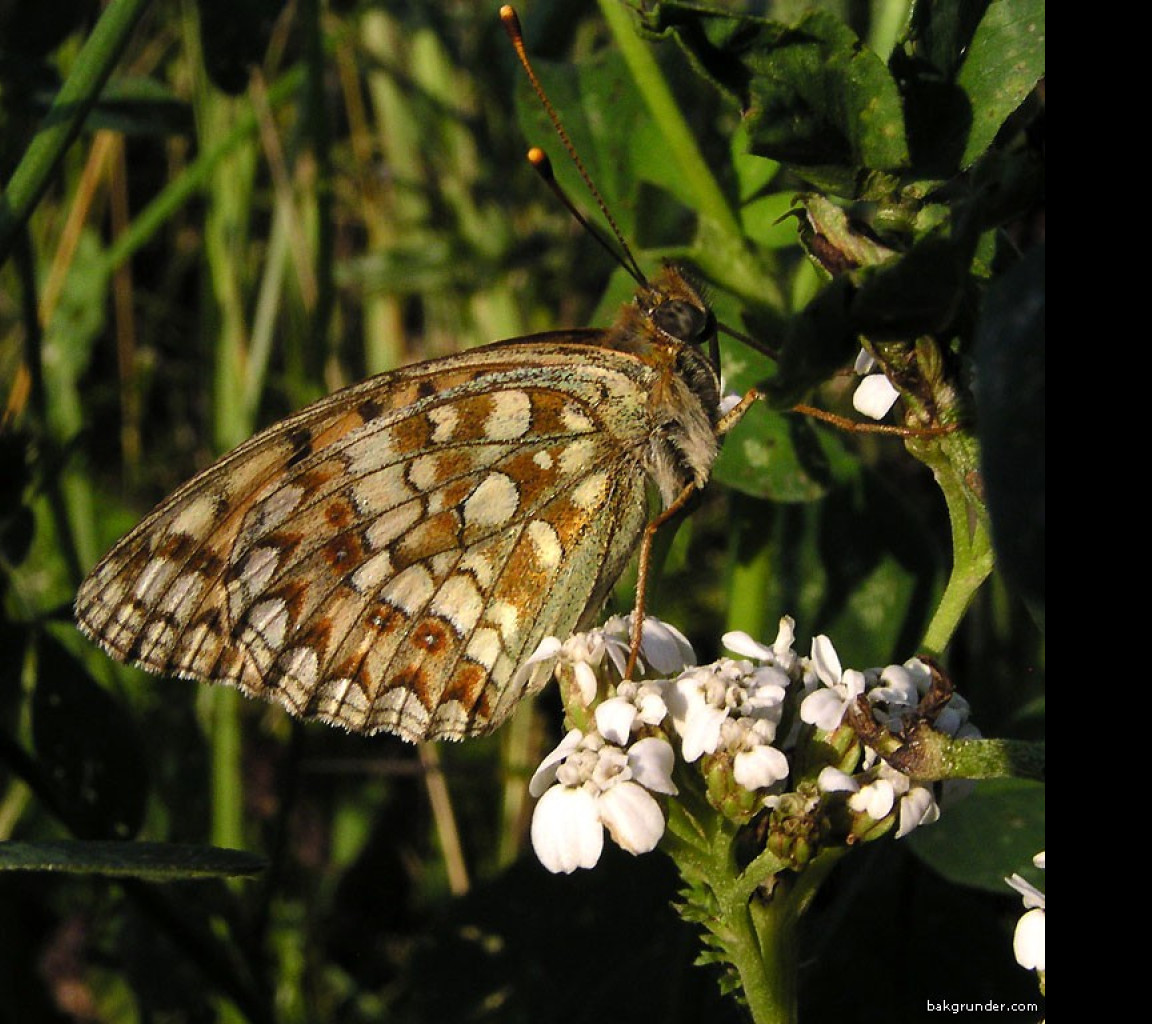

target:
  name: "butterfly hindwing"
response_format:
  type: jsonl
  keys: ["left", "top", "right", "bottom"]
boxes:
{"left": 76, "top": 338, "right": 658, "bottom": 740}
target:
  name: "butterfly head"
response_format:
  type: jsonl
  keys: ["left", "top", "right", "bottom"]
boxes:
{"left": 639, "top": 264, "right": 716, "bottom": 350}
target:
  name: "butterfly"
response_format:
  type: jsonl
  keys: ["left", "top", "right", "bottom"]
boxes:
{"left": 74, "top": 261, "right": 757, "bottom": 742}
{"left": 74, "top": 6, "right": 758, "bottom": 742}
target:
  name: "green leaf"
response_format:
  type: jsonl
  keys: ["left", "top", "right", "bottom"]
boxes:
{"left": 906, "top": 778, "right": 1045, "bottom": 893}
{"left": 895, "top": 0, "right": 1045, "bottom": 175}
{"left": 955, "top": 0, "right": 1046, "bottom": 168}
{"left": 640, "top": 4, "right": 910, "bottom": 196}
{"left": 0, "top": 840, "right": 266, "bottom": 880}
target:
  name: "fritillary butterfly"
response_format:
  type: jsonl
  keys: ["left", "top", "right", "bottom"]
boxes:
{"left": 74, "top": 11, "right": 755, "bottom": 743}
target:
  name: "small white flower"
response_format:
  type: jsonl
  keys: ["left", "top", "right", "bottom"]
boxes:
{"left": 733, "top": 744, "right": 790, "bottom": 789}
{"left": 594, "top": 697, "right": 638, "bottom": 745}
{"left": 852, "top": 349, "right": 900, "bottom": 420}
{"left": 895, "top": 782, "right": 940, "bottom": 836}
{"left": 848, "top": 777, "right": 896, "bottom": 820}
{"left": 843, "top": 762, "right": 939, "bottom": 837}
{"left": 600, "top": 614, "right": 697, "bottom": 679}
{"left": 853, "top": 372, "right": 901, "bottom": 420}
{"left": 800, "top": 635, "right": 866, "bottom": 731}
{"left": 531, "top": 786, "right": 603, "bottom": 873}
{"left": 529, "top": 728, "right": 677, "bottom": 873}
{"left": 1006, "top": 853, "right": 1045, "bottom": 972}
{"left": 817, "top": 766, "right": 859, "bottom": 794}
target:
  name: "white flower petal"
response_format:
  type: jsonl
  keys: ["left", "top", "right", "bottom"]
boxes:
{"left": 635, "top": 690, "right": 668, "bottom": 726}
{"left": 811, "top": 635, "right": 843, "bottom": 688}
{"left": 1013, "top": 907, "right": 1045, "bottom": 971}
{"left": 854, "top": 348, "right": 877, "bottom": 374}
{"left": 627, "top": 737, "right": 677, "bottom": 795}
{"left": 842, "top": 668, "right": 867, "bottom": 700}
{"left": 595, "top": 698, "right": 637, "bottom": 745}
{"left": 895, "top": 785, "right": 940, "bottom": 837}
{"left": 598, "top": 781, "right": 666, "bottom": 855}
{"left": 531, "top": 785, "right": 604, "bottom": 873}
{"left": 722, "top": 630, "right": 774, "bottom": 661}
{"left": 734, "top": 745, "right": 789, "bottom": 789}
{"left": 800, "top": 688, "right": 848, "bottom": 731}
{"left": 678, "top": 702, "right": 727, "bottom": 762}
{"left": 573, "top": 661, "right": 599, "bottom": 705}
{"left": 528, "top": 730, "right": 583, "bottom": 797}
{"left": 773, "top": 616, "right": 796, "bottom": 654}
{"left": 640, "top": 618, "right": 697, "bottom": 673}
{"left": 1005, "top": 873, "right": 1045, "bottom": 910}
{"left": 853, "top": 373, "right": 900, "bottom": 420}
{"left": 817, "top": 766, "right": 859, "bottom": 793}
{"left": 849, "top": 779, "right": 895, "bottom": 820}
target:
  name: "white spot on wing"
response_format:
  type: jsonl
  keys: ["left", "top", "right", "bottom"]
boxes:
{"left": 427, "top": 405, "right": 459, "bottom": 443}
{"left": 570, "top": 471, "right": 609, "bottom": 511}
{"left": 466, "top": 628, "right": 502, "bottom": 670}
{"left": 558, "top": 439, "right": 597, "bottom": 476}
{"left": 430, "top": 574, "right": 484, "bottom": 633}
{"left": 485, "top": 390, "right": 532, "bottom": 440}
{"left": 133, "top": 557, "right": 178, "bottom": 600}
{"left": 171, "top": 493, "right": 219, "bottom": 536}
{"left": 385, "top": 564, "right": 435, "bottom": 614}
{"left": 526, "top": 519, "right": 562, "bottom": 570}
{"left": 463, "top": 472, "right": 519, "bottom": 529}
{"left": 487, "top": 600, "right": 520, "bottom": 643}
{"left": 560, "top": 402, "right": 595, "bottom": 433}
{"left": 365, "top": 499, "right": 422, "bottom": 549}
{"left": 247, "top": 598, "right": 290, "bottom": 649}
{"left": 257, "top": 483, "right": 305, "bottom": 531}
{"left": 344, "top": 431, "right": 398, "bottom": 474}
{"left": 351, "top": 548, "right": 395, "bottom": 592}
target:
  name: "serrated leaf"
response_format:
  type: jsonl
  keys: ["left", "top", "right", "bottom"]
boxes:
{"left": 0, "top": 840, "right": 266, "bottom": 880}
{"left": 639, "top": 4, "right": 909, "bottom": 196}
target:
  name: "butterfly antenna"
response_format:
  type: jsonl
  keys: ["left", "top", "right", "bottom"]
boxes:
{"left": 501, "top": 5, "right": 647, "bottom": 286}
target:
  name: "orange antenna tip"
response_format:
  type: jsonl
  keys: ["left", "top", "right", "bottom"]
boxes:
{"left": 527, "top": 147, "right": 552, "bottom": 174}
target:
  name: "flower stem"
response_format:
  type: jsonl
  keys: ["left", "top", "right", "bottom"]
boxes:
{"left": 912, "top": 434, "right": 994, "bottom": 657}
{"left": 663, "top": 777, "right": 809, "bottom": 1024}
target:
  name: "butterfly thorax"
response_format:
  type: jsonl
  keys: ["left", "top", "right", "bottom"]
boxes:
{"left": 606, "top": 266, "right": 723, "bottom": 509}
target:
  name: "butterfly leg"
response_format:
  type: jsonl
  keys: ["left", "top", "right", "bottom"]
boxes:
{"left": 623, "top": 388, "right": 763, "bottom": 680}
{"left": 717, "top": 387, "right": 762, "bottom": 436}
{"left": 624, "top": 481, "right": 701, "bottom": 680}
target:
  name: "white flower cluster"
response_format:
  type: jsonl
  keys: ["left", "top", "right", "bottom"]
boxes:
{"left": 812, "top": 653, "right": 981, "bottom": 837}
{"left": 528, "top": 615, "right": 975, "bottom": 873}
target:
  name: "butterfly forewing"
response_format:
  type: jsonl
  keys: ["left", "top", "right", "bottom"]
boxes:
{"left": 75, "top": 335, "right": 667, "bottom": 740}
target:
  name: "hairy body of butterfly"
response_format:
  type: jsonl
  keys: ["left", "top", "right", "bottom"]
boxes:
{"left": 75, "top": 265, "right": 732, "bottom": 741}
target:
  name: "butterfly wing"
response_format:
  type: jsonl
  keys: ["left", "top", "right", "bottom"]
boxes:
{"left": 75, "top": 337, "right": 658, "bottom": 740}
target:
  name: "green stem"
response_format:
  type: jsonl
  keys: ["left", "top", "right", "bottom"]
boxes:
{"left": 912, "top": 431, "right": 994, "bottom": 656}
{"left": 663, "top": 778, "right": 801, "bottom": 1024}
{"left": 0, "top": 0, "right": 154, "bottom": 264}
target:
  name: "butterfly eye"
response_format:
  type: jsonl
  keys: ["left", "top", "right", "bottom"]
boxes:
{"left": 652, "top": 299, "right": 710, "bottom": 344}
